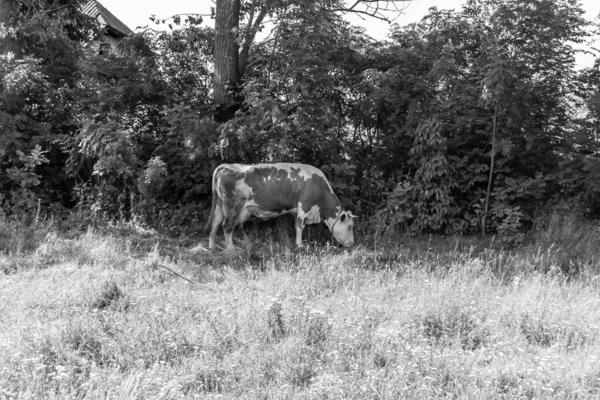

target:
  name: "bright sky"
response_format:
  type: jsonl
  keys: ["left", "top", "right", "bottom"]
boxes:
{"left": 99, "top": 0, "right": 600, "bottom": 68}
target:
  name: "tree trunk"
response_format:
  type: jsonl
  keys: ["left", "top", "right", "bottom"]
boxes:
{"left": 481, "top": 103, "right": 499, "bottom": 236}
{"left": 0, "top": 0, "right": 21, "bottom": 59}
{"left": 213, "top": 0, "right": 240, "bottom": 122}
{"left": 0, "top": 0, "right": 23, "bottom": 113}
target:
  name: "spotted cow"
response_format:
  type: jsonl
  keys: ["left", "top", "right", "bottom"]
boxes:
{"left": 204, "top": 163, "right": 356, "bottom": 251}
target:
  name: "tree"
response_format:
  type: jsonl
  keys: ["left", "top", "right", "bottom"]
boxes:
{"left": 0, "top": 0, "right": 21, "bottom": 59}
{"left": 213, "top": 0, "right": 242, "bottom": 121}
{"left": 212, "top": 0, "right": 413, "bottom": 121}
{"left": 0, "top": 0, "right": 97, "bottom": 216}
{"left": 365, "top": 0, "right": 593, "bottom": 235}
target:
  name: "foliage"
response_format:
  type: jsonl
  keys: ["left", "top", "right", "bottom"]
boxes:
{"left": 215, "top": 1, "right": 367, "bottom": 204}
{"left": 1, "top": 0, "right": 599, "bottom": 238}
{"left": 368, "top": 0, "right": 596, "bottom": 235}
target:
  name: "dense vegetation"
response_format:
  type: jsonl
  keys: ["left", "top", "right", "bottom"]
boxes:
{"left": 1, "top": 0, "right": 598, "bottom": 239}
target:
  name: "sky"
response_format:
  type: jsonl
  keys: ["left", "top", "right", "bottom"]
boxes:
{"left": 98, "top": 0, "right": 600, "bottom": 68}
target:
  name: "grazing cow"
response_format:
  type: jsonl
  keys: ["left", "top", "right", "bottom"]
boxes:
{"left": 204, "top": 163, "right": 356, "bottom": 251}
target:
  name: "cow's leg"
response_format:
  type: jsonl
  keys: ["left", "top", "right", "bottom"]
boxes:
{"left": 236, "top": 208, "right": 251, "bottom": 225}
{"left": 222, "top": 201, "right": 243, "bottom": 251}
{"left": 223, "top": 220, "right": 236, "bottom": 252}
{"left": 295, "top": 217, "right": 305, "bottom": 247}
{"left": 225, "top": 208, "right": 251, "bottom": 251}
{"left": 224, "top": 229, "right": 235, "bottom": 251}
{"left": 208, "top": 201, "right": 224, "bottom": 250}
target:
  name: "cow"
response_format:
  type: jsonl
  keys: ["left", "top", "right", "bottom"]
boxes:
{"left": 204, "top": 163, "right": 356, "bottom": 251}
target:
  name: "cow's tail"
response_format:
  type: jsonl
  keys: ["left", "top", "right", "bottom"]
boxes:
{"left": 203, "top": 166, "right": 220, "bottom": 233}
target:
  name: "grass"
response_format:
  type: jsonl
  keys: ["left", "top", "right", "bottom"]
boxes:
{"left": 1, "top": 213, "right": 600, "bottom": 398}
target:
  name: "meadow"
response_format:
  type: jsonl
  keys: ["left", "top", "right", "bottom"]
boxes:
{"left": 1, "top": 213, "right": 600, "bottom": 399}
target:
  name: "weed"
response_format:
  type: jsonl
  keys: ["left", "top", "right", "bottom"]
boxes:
{"left": 182, "top": 367, "right": 227, "bottom": 394}
{"left": 373, "top": 351, "right": 392, "bottom": 368}
{"left": 266, "top": 298, "right": 286, "bottom": 342}
{"left": 304, "top": 309, "right": 331, "bottom": 348}
{"left": 520, "top": 313, "right": 556, "bottom": 348}
{"left": 284, "top": 345, "right": 319, "bottom": 387}
{"left": 420, "top": 306, "right": 487, "bottom": 350}
{"left": 519, "top": 313, "right": 596, "bottom": 351}
{"left": 91, "top": 280, "right": 128, "bottom": 310}
{"left": 61, "top": 323, "right": 107, "bottom": 367}
{"left": 497, "top": 371, "right": 522, "bottom": 395}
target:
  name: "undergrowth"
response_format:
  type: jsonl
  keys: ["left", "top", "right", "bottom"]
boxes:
{"left": 1, "top": 211, "right": 600, "bottom": 398}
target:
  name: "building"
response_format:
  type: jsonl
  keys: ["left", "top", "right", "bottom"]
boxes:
{"left": 81, "top": 0, "right": 133, "bottom": 48}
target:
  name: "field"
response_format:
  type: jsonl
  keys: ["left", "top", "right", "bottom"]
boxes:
{"left": 1, "top": 214, "right": 600, "bottom": 399}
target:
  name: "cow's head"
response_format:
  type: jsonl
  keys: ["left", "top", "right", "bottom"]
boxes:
{"left": 332, "top": 211, "right": 357, "bottom": 247}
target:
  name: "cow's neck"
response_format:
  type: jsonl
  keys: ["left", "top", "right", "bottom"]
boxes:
{"left": 307, "top": 172, "right": 342, "bottom": 233}
{"left": 323, "top": 199, "right": 342, "bottom": 233}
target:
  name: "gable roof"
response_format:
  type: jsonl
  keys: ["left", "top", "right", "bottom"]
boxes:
{"left": 81, "top": 0, "right": 133, "bottom": 37}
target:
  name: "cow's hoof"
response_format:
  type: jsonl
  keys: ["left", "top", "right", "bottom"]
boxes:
{"left": 189, "top": 244, "right": 210, "bottom": 253}
{"left": 293, "top": 244, "right": 306, "bottom": 253}
{"left": 224, "top": 246, "right": 242, "bottom": 254}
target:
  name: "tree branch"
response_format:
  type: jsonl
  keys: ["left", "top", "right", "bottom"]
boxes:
{"left": 329, "top": 0, "right": 412, "bottom": 23}
{"left": 239, "top": 4, "right": 268, "bottom": 77}
{"left": 244, "top": 0, "right": 257, "bottom": 35}
{"left": 345, "top": 1, "right": 362, "bottom": 12}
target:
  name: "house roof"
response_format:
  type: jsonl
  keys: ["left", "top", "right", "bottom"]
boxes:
{"left": 81, "top": 0, "right": 133, "bottom": 37}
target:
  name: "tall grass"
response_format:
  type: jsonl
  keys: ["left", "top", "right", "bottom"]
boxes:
{"left": 0, "top": 214, "right": 55, "bottom": 255}
{"left": 529, "top": 211, "right": 600, "bottom": 275}
{"left": 1, "top": 212, "right": 600, "bottom": 398}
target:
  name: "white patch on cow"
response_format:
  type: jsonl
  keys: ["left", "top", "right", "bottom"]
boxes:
{"left": 245, "top": 199, "right": 259, "bottom": 208}
{"left": 234, "top": 177, "right": 254, "bottom": 199}
{"left": 235, "top": 208, "right": 252, "bottom": 225}
{"left": 298, "top": 202, "right": 321, "bottom": 225}
{"left": 324, "top": 206, "right": 342, "bottom": 231}
{"left": 215, "top": 175, "right": 225, "bottom": 199}
{"left": 243, "top": 200, "right": 297, "bottom": 220}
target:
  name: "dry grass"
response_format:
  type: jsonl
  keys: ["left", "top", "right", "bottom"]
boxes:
{"left": 1, "top": 213, "right": 600, "bottom": 398}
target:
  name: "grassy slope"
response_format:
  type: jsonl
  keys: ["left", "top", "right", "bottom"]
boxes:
{"left": 1, "top": 220, "right": 600, "bottom": 399}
